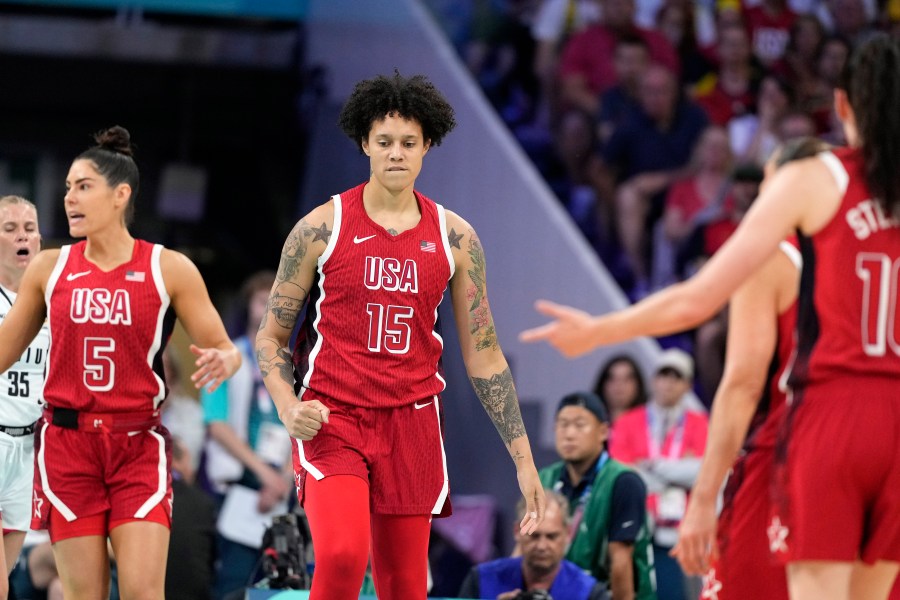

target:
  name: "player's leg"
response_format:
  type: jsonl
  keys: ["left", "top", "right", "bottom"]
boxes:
{"left": 370, "top": 513, "right": 431, "bottom": 600}
{"left": 304, "top": 474, "right": 371, "bottom": 600}
{"left": 787, "top": 560, "right": 852, "bottom": 600}
{"left": 52, "top": 540, "right": 109, "bottom": 599}
{"left": 109, "top": 519, "right": 170, "bottom": 600}
{"left": 3, "top": 530, "right": 25, "bottom": 574}
{"left": 849, "top": 561, "right": 899, "bottom": 600}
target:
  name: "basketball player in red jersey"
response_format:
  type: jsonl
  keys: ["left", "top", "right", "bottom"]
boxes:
{"left": 0, "top": 126, "right": 240, "bottom": 600}
{"left": 522, "top": 34, "right": 900, "bottom": 600}
{"left": 256, "top": 73, "right": 546, "bottom": 600}
{"left": 669, "top": 137, "right": 829, "bottom": 600}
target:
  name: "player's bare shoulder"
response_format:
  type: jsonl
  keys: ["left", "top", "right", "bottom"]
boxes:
{"left": 444, "top": 210, "right": 480, "bottom": 267}
{"left": 157, "top": 247, "right": 203, "bottom": 298}
{"left": 277, "top": 200, "right": 336, "bottom": 280}
{"left": 27, "top": 248, "right": 63, "bottom": 294}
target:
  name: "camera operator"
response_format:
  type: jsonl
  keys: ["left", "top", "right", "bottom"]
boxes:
{"left": 458, "top": 491, "right": 607, "bottom": 600}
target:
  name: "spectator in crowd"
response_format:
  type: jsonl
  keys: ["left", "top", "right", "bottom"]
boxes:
{"left": 557, "top": 0, "right": 678, "bottom": 115}
{"left": 772, "top": 13, "right": 826, "bottom": 97}
{"left": 743, "top": 0, "right": 798, "bottom": 67}
{"left": 654, "top": 125, "right": 734, "bottom": 289}
{"left": 539, "top": 392, "right": 656, "bottom": 600}
{"left": 531, "top": 0, "right": 603, "bottom": 123}
{"left": 458, "top": 491, "right": 608, "bottom": 600}
{"left": 728, "top": 74, "right": 794, "bottom": 165}
{"left": 693, "top": 22, "right": 759, "bottom": 126}
{"left": 801, "top": 33, "right": 851, "bottom": 133}
{"left": 821, "top": 0, "right": 876, "bottom": 46}
{"left": 602, "top": 64, "right": 708, "bottom": 297}
{"left": 655, "top": 0, "right": 713, "bottom": 86}
{"left": 166, "top": 437, "right": 217, "bottom": 600}
{"left": 9, "top": 532, "right": 64, "bottom": 600}
{"left": 160, "top": 346, "right": 205, "bottom": 472}
{"left": 201, "top": 270, "right": 293, "bottom": 599}
{"left": 776, "top": 109, "right": 817, "bottom": 142}
{"left": 610, "top": 349, "right": 708, "bottom": 600}
{"left": 596, "top": 33, "right": 651, "bottom": 145}
{"left": 592, "top": 355, "right": 647, "bottom": 425}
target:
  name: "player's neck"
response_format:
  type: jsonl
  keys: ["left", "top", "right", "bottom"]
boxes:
{"left": 84, "top": 229, "right": 136, "bottom": 271}
{"left": 363, "top": 180, "right": 418, "bottom": 214}
{"left": 0, "top": 269, "right": 22, "bottom": 294}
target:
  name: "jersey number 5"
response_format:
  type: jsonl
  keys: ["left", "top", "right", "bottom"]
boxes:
{"left": 84, "top": 337, "right": 116, "bottom": 391}
{"left": 366, "top": 303, "right": 413, "bottom": 354}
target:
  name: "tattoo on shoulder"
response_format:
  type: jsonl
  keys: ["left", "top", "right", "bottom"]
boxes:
{"left": 278, "top": 220, "right": 311, "bottom": 281}
{"left": 465, "top": 230, "right": 498, "bottom": 351}
{"left": 311, "top": 222, "right": 332, "bottom": 244}
{"left": 447, "top": 227, "right": 463, "bottom": 250}
{"left": 471, "top": 368, "right": 526, "bottom": 445}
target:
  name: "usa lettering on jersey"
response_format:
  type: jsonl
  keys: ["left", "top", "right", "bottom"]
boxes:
{"left": 70, "top": 288, "right": 133, "bottom": 325}
{"left": 363, "top": 256, "right": 419, "bottom": 293}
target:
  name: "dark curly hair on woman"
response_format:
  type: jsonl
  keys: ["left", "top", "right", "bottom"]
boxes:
{"left": 76, "top": 125, "right": 140, "bottom": 225}
{"left": 338, "top": 72, "right": 456, "bottom": 151}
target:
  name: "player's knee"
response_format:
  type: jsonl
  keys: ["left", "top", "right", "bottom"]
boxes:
{"left": 316, "top": 541, "right": 368, "bottom": 577}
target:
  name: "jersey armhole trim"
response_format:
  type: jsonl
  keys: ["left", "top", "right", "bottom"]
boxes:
{"left": 818, "top": 151, "right": 850, "bottom": 195}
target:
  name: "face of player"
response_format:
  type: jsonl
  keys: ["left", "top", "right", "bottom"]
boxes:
{"left": 361, "top": 114, "right": 431, "bottom": 196}
{"left": 0, "top": 203, "right": 40, "bottom": 279}
{"left": 554, "top": 405, "right": 608, "bottom": 465}
{"left": 517, "top": 500, "right": 569, "bottom": 577}
{"left": 64, "top": 159, "right": 130, "bottom": 238}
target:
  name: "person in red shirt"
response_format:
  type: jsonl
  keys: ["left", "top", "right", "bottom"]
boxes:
{"left": 255, "top": 73, "right": 545, "bottom": 600}
{"left": 743, "top": 0, "right": 797, "bottom": 67}
{"left": 0, "top": 126, "right": 240, "bottom": 600}
{"left": 522, "top": 34, "right": 900, "bottom": 600}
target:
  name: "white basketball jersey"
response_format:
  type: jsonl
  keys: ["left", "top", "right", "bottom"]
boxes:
{"left": 0, "top": 285, "right": 49, "bottom": 425}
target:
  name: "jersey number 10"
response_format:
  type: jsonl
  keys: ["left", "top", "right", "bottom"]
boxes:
{"left": 857, "top": 253, "right": 900, "bottom": 357}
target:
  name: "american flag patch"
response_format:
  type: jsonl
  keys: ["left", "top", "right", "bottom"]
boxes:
{"left": 420, "top": 240, "right": 436, "bottom": 253}
{"left": 125, "top": 270, "right": 145, "bottom": 282}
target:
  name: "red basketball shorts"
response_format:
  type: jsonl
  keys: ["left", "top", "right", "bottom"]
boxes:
{"left": 705, "top": 445, "right": 788, "bottom": 600}
{"left": 292, "top": 394, "right": 450, "bottom": 517}
{"left": 32, "top": 420, "right": 173, "bottom": 535}
{"left": 771, "top": 381, "right": 900, "bottom": 564}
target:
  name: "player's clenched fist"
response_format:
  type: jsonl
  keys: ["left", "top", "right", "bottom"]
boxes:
{"left": 279, "top": 400, "right": 330, "bottom": 440}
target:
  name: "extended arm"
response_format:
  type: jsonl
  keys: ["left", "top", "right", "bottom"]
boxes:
{"left": 164, "top": 250, "right": 240, "bottom": 392}
{"left": 0, "top": 250, "right": 53, "bottom": 373}
{"left": 447, "top": 212, "right": 546, "bottom": 533}
{"left": 520, "top": 158, "right": 835, "bottom": 356}
{"left": 671, "top": 251, "right": 793, "bottom": 575}
{"left": 255, "top": 207, "right": 331, "bottom": 438}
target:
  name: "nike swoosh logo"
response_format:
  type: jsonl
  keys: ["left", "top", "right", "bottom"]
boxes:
{"left": 66, "top": 271, "right": 91, "bottom": 281}
{"left": 353, "top": 234, "right": 376, "bottom": 244}
{"left": 414, "top": 401, "right": 433, "bottom": 410}
{"left": 622, "top": 520, "right": 635, "bottom": 529}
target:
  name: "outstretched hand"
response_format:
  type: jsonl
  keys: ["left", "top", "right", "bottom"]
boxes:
{"left": 518, "top": 300, "right": 600, "bottom": 358}
{"left": 517, "top": 466, "right": 546, "bottom": 535}
{"left": 189, "top": 344, "right": 231, "bottom": 392}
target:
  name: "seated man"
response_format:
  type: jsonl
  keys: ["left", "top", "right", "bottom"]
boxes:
{"left": 458, "top": 491, "right": 607, "bottom": 600}
{"left": 540, "top": 392, "right": 656, "bottom": 600}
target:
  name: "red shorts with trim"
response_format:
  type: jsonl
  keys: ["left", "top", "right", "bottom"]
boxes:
{"left": 706, "top": 446, "right": 787, "bottom": 600}
{"left": 292, "top": 394, "right": 451, "bottom": 517}
{"left": 772, "top": 382, "right": 900, "bottom": 564}
{"left": 32, "top": 419, "right": 173, "bottom": 535}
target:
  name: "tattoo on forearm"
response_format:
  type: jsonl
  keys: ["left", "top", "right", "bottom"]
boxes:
{"left": 257, "top": 342, "right": 295, "bottom": 386}
{"left": 465, "top": 230, "right": 498, "bottom": 351}
{"left": 471, "top": 368, "right": 526, "bottom": 445}
{"left": 266, "top": 282, "right": 307, "bottom": 330}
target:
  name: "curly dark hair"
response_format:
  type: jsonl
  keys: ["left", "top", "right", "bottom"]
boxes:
{"left": 76, "top": 125, "right": 140, "bottom": 225}
{"left": 838, "top": 34, "right": 900, "bottom": 217}
{"left": 338, "top": 72, "right": 456, "bottom": 151}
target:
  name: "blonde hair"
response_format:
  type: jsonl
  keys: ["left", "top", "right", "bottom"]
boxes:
{"left": 0, "top": 195, "right": 37, "bottom": 213}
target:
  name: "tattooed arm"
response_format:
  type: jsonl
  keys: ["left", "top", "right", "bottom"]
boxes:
{"left": 447, "top": 212, "right": 546, "bottom": 533}
{"left": 256, "top": 203, "right": 333, "bottom": 440}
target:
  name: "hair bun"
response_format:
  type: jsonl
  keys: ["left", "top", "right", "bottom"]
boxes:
{"left": 93, "top": 125, "right": 134, "bottom": 157}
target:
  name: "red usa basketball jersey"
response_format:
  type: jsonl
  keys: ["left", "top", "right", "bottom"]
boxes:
{"left": 788, "top": 148, "right": 900, "bottom": 390}
{"left": 293, "top": 183, "right": 455, "bottom": 408}
{"left": 43, "top": 240, "right": 176, "bottom": 412}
